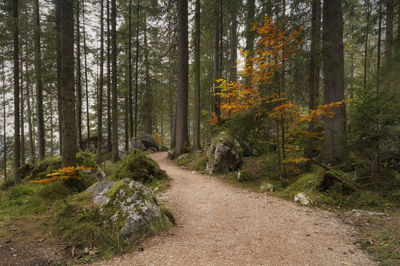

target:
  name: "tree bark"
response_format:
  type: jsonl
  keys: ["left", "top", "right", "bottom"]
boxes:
{"left": 56, "top": 0, "right": 62, "bottom": 155}
{"left": 98, "top": 0, "right": 104, "bottom": 156}
{"left": 229, "top": 1, "right": 237, "bottom": 83}
{"left": 322, "top": 0, "right": 346, "bottom": 164}
{"left": 25, "top": 40, "right": 35, "bottom": 163}
{"left": 306, "top": 0, "right": 321, "bottom": 170}
{"left": 111, "top": 0, "right": 119, "bottom": 162}
{"left": 245, "top": 0, "right": 256, "bottom": 80}
{"left": 13, "top": 0, "right": 21, "bottom": 182}
{"left": 128, "top": 0, "right": 133, "bottom": 140}
{"left": 134, "top": 0, "right": 140, "bottom": 139}
{"left": 107, "top": 0, "right": 112, "bottom": 152}
{"left": 385, "top": 0, "right": 393, "bottom": 65}
{"left": 20, "top": 43, "right": 25, "bottom": 165}
{"left": 213, "top": 0, "right": 221, "bottom": 120}
{"left": 193, "top": 0, "right": 201, "bottom": 150}
{"left": 82, "top": 0, "right": 90, "bottom": 144}
{"left": 61, "top": 0, "right": 77, "bottom": 167}
{"left": 176, "top": 0, "right": 189, "bottom": 155}
{"left": 34, "top": 0, "right": 45, "bottom": 161}
{"left": 363, "top": 0, "right": 371, "bottom": 90}
{"left": 144, "top": 15, "right": 153, "bottom": 134}
{"left": 76, "top": 0, "right": 82, "bottom": 148}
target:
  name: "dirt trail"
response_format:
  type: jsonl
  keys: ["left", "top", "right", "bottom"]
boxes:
{"left": 94, "top": 152, "right": 373, "bottom": 266}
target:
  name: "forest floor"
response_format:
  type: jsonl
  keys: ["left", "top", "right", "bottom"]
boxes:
{"left": 93, "top": 152, "right": 374, "bottom": 266}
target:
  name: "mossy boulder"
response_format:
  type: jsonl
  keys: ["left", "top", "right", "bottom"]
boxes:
{"left": 86, "top": 179, "right": 172, "bottom": 241}
{"left": 206, "top": 132, "right": 243, "bottom": 174}
{"left": 112, "top": 150, "right": 167, "bottom": 183}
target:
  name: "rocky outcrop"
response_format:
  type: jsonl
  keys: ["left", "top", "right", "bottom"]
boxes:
{"left": 86, "top": 179, "right": 172, "bottom": 241}
{"left": 131, "top": 138, "right": 146, "bottom": 151}
{"left": 206, "top": 133, "right": 242, "bottom": 174}
{"left": 140, "top": 134, "right": 159, "bottom": 151}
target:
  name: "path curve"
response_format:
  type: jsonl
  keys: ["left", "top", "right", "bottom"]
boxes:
{"left": 94, "top": 152, "right": 373, "bottom": 266}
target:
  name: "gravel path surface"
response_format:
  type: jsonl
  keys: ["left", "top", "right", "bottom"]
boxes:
{"left": 93, "top": 152, "right": 373, "bottom": 266}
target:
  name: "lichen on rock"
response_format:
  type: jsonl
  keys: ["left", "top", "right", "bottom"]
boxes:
{"left": 86, "top": 179, "right": 172, "bottom": 241}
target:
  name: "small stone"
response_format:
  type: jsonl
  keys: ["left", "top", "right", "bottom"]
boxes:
{"left": 294, "top": 193, "right": 312, "bottom": 205}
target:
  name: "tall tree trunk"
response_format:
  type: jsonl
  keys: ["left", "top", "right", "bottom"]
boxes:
{"left": 124, "top": 89, "right": 129, "bottom": 152}
{"left": 229, "top": 1, "right": 237, "bottom": 83}
{"left": 306, "top": 0, "right": 321, "bottom": 170}
{"left": 213, "top": 0, "right": 221, "bottom": 120}
{"left": 82, "top": 0, "right": 90, "bottom": 143}
{"left": 34, "top": 0, "right": 45, "bottom": 161}
{"left": 245, "top": 0, "right": 256, "bottom": 82}
{"left": 76, "top": 0, "right": 82, "bottom": 148}
{"left": 49, "top": 97, "right": 54, "bottom": 157}
{"left": 193, "top": 0, "right": 201, "bottom": 150}
{"left": 144, "top": 15, "right": 152, "bottom": 134}
{"left": 107, "top": 0, "right": 112, "bottom": 152}
{"left": 61, "top": 0, "right": 77, "bottom": 167}
{"left": 376, "top": 0, "right": 383, "bottom": 174}
{"left": 134, "top": 0, "right": 140, "bottom": 139}
{"left": 111, "top": 0, "right": 119, "bottom": 162}
{"left": 20, "top": 43, "right": 25, "bottom": 165}
{"left": 322, "top": 0, "right": 346, "bottom": 164}
{"left": 2, "top": 67, "right": 7, "bottom": 180}
{"left": 13, "top": 0, "right": 21, "bottom": 183}
{"left": 128, "top": 0, "right": 133, "bottom": 139}
{"left": 25, "top": 41, "right": 35, "bottom": 163}
{"left": 363, "top": 0, "right": 371, "bottom": 90}
{"left": 97, "top": 0, "right": 104, "bottom": 156}
{"left": 56, "top": 0, "right": 62, "bottom": 155}
{"left": 176, "top": 0, "right": 189, "bottom": 156}
{"left": 385, "top": 0, "right": 393, "bottom": 65}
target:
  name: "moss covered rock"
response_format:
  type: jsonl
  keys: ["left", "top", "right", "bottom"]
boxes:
{"left": 86, "top": 179, "right": 172, "bottom": 241}
{"left": 112, "top": 150, "right": 167, "bottom": 183}
{"left": 206, "top": 132, "right": 243, "bottom": 174}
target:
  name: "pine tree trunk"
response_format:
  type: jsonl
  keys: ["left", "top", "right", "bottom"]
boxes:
{"left": 322, "top": 0, "right": 346, "bottom": 164}
{"left": 97, "top": 0, "right": 104, "bottom": 156}
{"left": 144, "top": 16, "right": 153, "bottom": 134}
{"left": 385, "top": 0, "right": 393, "bottom": 65}
{"left": 82, "top": 0, "right": 90, "bottom": 144}
{"left": 176, "top": 0, "right": 189, "bottom": 155}
{"left": 61, "top": 0, "right": 77, "bottom": 167}
{"left": 20, "top": 44, "right": 25, "bottom": 165}
{"left": 193, "top": 0, "right": 201, "bottom": 150}
{"left": 363, "top": 0, "right": 371, "bottom": 90}
{"left": 229, "top": 1, "right": 237, "bottom": 83}
{"left": 306, "top": 0, "right": 321, "bottom": 170}
{"left": 34, "top": 0, "right": 45, "bottom": 161}
{"left": 245, "top": 0, "right": 255, "bottom": 82}
{"left": 134, "top": 0, "right": 140, "bottom": 139}
{"left": 128, "top": 0, "right": 133, "bottom": 139}
{"left": 13, "top": 0, "right": 21, "bottom": 182}
{"left": 56, "top": 0, "right": 62, "bottom": 155}
{"left": 76, "top": 0, "right": 83, "bottom": 148}
{"left": 2, "top": 67, "right": 7, "bottom": 179}
{"left": 376, "top": 0, "right": 383, "bottom": 174}
{"left": 213, "top": 0, "right": 221, "bottom": 120}
{"left": 25, "top": 46, "right": 35, "bottom": 163}
{"left": 111, "top": 0, "right": 119, "bottom": 162}
{"left": 107, "top": 0, "right": 112, "bottom": 152}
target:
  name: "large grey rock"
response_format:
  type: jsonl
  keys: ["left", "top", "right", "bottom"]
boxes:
{"left": 131, "top": 137, "right": 146, "bottom": 151}
{"left": 86, "top": 179, "right": 172, "bottom": 241}
{"left": 140, "top": 134, "right": 159, "bottom": 151}
{"left": 206, "top": 133, "right": 242, "bottom": 174}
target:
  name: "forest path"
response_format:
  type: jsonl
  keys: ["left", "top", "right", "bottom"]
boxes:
{"left": 94, "top": 152, "right": 373, "bottom": 266}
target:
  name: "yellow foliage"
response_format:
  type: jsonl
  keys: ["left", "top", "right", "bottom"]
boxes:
{"left": 28, "top": 166, "right": 93, "bottom": 184}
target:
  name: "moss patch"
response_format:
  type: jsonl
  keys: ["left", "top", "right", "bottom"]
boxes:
{"left": 111, "top": 150, "right": 167, "bottom": 183}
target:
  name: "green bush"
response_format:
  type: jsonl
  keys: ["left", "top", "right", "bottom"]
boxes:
{"left": 29, "top": 157, "right": 62, "bottom": 180}
{"left": 112, "top": 150, "right": 167, "bottom": 183}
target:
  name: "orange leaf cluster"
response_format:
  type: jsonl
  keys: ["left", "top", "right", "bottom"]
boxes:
{"left": 28, "top": 166, "right": 93, "bottom": 184}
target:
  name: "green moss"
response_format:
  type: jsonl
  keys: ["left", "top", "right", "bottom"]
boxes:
{"left": 147, "top": 214, "right": 173, "bottom": 235}
{"left": 112, "top": 150, "right": 167, "bottom": 183}
{"left": 29, "top": 157, "right": 62, "bottom": 180}
{"left": 106, "top": 180, "right": 125, "bottom": 199}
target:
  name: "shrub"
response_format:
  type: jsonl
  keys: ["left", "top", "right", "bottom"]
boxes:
{"left": 112, "top": 150, "right": 167, "bottom": 183}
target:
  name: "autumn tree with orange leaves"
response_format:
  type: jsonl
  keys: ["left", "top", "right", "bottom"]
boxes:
{"left": 210, "top": 17, "right": 348, "bottom": 180}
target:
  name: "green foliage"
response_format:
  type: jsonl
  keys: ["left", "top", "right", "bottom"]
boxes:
{"left": 29, "top": 157, "right": 62, "bottom": 180}
{"left": 50, "top": 192, "right": 123, "bottom": 256}
{"left": 111, "top": 150, "right": 167, "bottom": 183}
{"left": 77, "top": 151, "right": 97, "bottom": 168}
